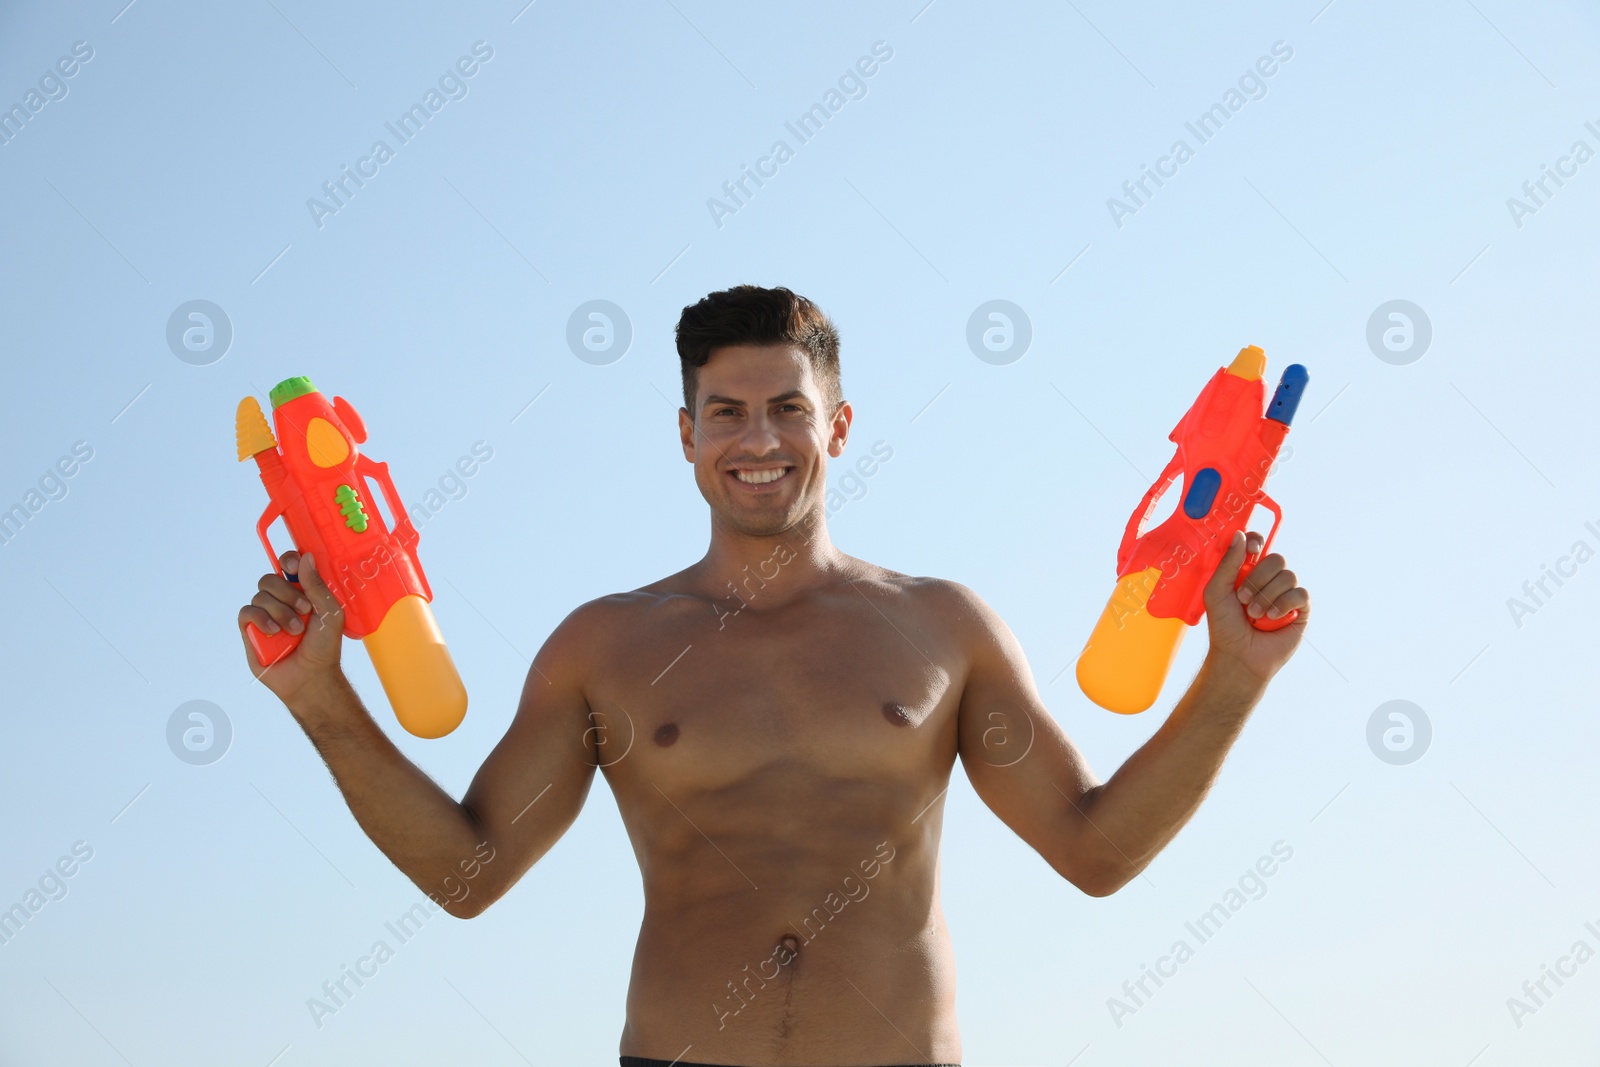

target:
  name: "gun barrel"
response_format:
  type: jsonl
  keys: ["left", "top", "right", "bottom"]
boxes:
{"left": 1266, "top": 363, "right": 1310, "bottom": 426}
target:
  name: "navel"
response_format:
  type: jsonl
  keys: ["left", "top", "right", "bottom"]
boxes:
{"left": 881, "top": 702, "right": 914, "bottom": 728}
{"left": 653, "top": 722, "right": 680, "bottom": 747}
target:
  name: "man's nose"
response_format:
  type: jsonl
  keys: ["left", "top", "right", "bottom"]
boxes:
{"left": 737, "top": 412, "right": 782, "bottom": 452}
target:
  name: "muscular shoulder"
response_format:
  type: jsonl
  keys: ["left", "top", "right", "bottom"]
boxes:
{"left": 514, "top": 588, "right": 701, "bottom": 717}
{"left": 553, "top": 587, "right": 694, "bottom": 642}
{"left": 878, "top": 576, "right": 1035, "bottom": 711}
{"left": 917, "top": 576, "right": 1012, "bottom": 651}
{"left": 539, "top": 585, "right": 704, "bottom": 666}
{"left": 844, "top": 566, "right": 1004, "bottom": 649}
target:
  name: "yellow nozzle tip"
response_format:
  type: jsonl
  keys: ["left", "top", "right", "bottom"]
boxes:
{"left": 235, "top": 396, "right": 277, "bottom": 461}
{"left": 1226, "top": 345, "right": 1266, "bottom": 381}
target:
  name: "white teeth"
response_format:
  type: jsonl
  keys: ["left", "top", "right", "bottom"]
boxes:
{"left": 735, "top": 468, "right": 788, "bottom": 484}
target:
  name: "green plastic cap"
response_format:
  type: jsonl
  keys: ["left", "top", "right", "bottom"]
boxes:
{"left": 270, "top": 376, "right": 318, "bottom": 410}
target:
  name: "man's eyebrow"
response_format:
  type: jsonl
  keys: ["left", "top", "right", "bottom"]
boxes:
{"left": 701, "top": 390, "right": 807, "bottom": 408}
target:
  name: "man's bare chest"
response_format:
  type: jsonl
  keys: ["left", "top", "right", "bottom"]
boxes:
{"left": 585, "top": 592, "right": 963, "bottom": 786}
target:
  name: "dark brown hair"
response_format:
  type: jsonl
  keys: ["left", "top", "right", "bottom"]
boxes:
{"left": 675, "top": 285, "right": 841, "bottom": 415}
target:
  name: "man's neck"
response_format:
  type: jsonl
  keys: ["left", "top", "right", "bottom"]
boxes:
{"left": 694, "top": 509, "right": 853, "bottom": 611}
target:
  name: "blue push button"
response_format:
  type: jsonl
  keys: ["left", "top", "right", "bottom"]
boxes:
{"left": 1183, "top": 467, "right": 1221, "bottom": 519}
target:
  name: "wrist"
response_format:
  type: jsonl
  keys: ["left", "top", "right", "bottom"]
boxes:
{"left": 287, "top": 671, "right": 361, "bottom": 730}
{"left": 1199, "top": 651, "right": 1273, "bottom": 700}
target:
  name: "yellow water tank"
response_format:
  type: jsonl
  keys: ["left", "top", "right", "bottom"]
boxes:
{"left": 363, "top": 595, "right": 468, "bottom": 738}
{"left": 1076, "top": 567, "right": 1188, "bottom": 715}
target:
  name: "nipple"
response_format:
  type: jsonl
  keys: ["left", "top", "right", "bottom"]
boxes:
{"left": 881, "top": 702, "right": 914, "bottom": 728}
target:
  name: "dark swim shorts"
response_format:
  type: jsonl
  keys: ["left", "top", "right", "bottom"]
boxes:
{"left": 620, "top": 1058, "right": 961, "bottom": 1067}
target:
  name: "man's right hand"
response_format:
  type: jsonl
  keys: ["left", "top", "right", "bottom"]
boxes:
{"left": 238, "top": 549, "right": 348, "bottom": 709}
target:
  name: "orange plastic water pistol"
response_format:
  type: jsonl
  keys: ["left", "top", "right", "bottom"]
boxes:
{"left": 236, "top": 376, "right": 467, "bottom": 738}
{"left": 1076, "top": 347, "right": 1309, "bottom": 715}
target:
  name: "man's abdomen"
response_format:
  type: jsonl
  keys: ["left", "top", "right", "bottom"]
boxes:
{"left": 620, "top": 864, "right": 961, "bottom": 1066}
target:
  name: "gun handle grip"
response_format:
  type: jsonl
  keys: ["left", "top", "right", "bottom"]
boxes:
{"left": 1235, "top": 552, "right": 1298, "bottom": 632}
{"left": 246, "top": 614, "right": 310, "bottom": 666}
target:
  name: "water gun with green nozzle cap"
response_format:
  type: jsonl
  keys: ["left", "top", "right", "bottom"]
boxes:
{"left": 236, "top": 377, "right": 467, "bottom": 739}
{"left": 1076, "top": 347, "right": 1309, "bottom": 715}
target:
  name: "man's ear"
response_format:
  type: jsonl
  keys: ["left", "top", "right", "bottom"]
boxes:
{"left": 678, "top": 407, "right": 695, "bottom": 462}
{"left": 827, "top": 400, "right": 853, "bottom": 458}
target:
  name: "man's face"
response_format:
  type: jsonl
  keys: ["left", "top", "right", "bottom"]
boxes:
{"left": 678, "top": 343, "right": 850, "bottom": 537}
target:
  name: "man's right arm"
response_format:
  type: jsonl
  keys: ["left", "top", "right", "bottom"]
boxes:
{"left": 240, "top": 550, "right": 600, "bottom": 918}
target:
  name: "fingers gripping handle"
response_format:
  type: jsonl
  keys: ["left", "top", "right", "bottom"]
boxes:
{"left": 246, "top": 557, "right": 311, "bottom": 667}
{"left": 249, "top": 498, "right": 311, "bottom": 665}
{"left": 1235, "top": 553, "right": 1296, "bottom": 631}
{"left": 247, "top": 615, "right": 306, "bottom": 665}
{"left": 1233, "top": 493, "right": 1296, "bottom": 631}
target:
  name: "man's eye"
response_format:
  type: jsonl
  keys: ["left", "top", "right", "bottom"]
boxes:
{"left": 713, "top": 408, "right": 737, "bottom": 416}
{"left": 780, "top": 404, "right": 802, "bottom": 412}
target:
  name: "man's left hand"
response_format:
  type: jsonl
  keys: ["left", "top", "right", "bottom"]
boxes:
{"left": 1201, "top": 529, "right": 1310, "bottom": 685}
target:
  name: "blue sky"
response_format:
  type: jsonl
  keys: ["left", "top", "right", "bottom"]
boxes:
{"left": 2, "top": 0, "right": 1598, "bottom": 1063}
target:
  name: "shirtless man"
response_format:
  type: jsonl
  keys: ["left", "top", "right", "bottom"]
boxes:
{"left": 238, "top": 285, "right": 1310, "bottom": 1067}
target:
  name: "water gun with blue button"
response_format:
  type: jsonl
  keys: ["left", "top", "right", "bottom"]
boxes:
{"left": 1076, "top": 347, "right": 1309, "bottom": 715}
{"left": 236, "top": 376, "right": 467, "bottom": 738}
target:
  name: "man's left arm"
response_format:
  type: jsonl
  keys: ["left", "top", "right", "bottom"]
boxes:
{"left": 953, "top": 529, "right": 1309, "bottom": 896}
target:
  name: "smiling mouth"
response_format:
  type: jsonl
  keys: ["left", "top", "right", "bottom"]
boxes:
{"left": 729, "top": 466, "right": 794, "bottom": 487}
